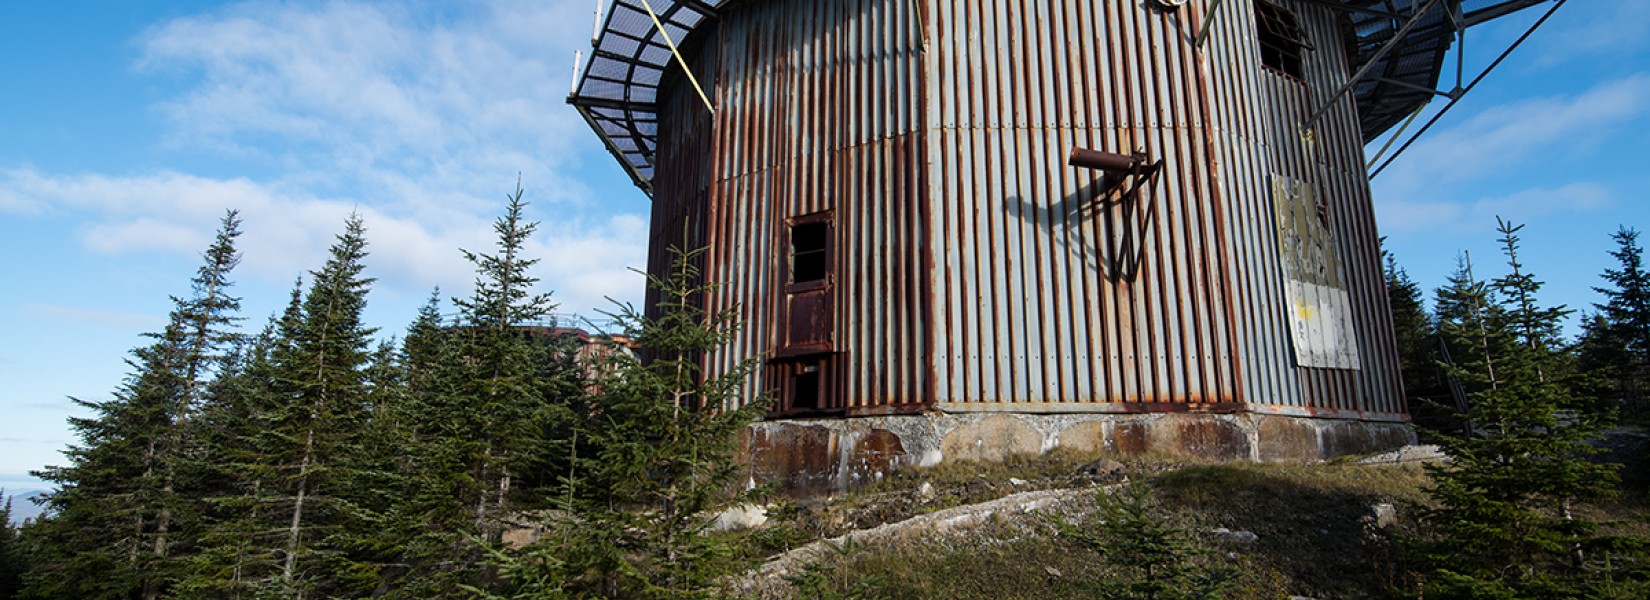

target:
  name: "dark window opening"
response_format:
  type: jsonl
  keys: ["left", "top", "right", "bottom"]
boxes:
{"left": 791, "top": 221, "right": 829, "bottom": 284}
{"left": 1255, "top": 2, "right": 1310, "bottom": 79}
{"left": 792, "top": 363, "right": 821, "bottom": 411}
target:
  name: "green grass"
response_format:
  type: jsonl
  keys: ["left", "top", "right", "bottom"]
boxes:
{"left": 746, "top": 460, "right": 1435, "bottom": 599}
{"left": 740, "top": 456, "right": 1650, "bottom": 599}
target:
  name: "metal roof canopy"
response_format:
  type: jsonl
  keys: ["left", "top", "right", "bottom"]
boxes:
{"left": 566, "top": 0, "right": 1551, "bottom": 196}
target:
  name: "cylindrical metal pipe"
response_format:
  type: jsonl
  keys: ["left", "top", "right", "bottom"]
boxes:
{"left": 1068, "top": 147, "right": 1141, "bottom": 173}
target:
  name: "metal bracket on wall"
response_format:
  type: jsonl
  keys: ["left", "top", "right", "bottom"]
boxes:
{"left": 1068, "top": 148, "right": 1166, "bottom": 281}
{"left": 1069, "top": 148, "right": 1165, "bottom": 199}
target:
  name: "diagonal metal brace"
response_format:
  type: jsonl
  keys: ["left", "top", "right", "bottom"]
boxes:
{"left": 1301, "top": 0, "right": 1444, "bottom": 132}
{"left": 639, "top": 0, "right": 716, "bottom": 115}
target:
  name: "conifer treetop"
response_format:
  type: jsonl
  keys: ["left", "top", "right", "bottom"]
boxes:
{"left": 456, "top": 182, "right": 554, "bottom": 329}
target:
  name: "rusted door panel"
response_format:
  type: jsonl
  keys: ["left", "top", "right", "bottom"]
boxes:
{"left": 784, "top": 289, "right": 834, "bottom": 355}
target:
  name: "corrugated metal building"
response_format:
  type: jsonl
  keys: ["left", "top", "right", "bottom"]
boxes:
{"left": 570, "top": 0, "right": 1548, "bottom": 471}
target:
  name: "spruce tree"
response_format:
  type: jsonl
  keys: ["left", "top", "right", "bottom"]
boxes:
{"left": 25, "top": 326, "right": 183, "bottom": 598}
{"left": 1, "top": 490, "right": 23, "bottom": 598}
{"left": 174, "top": 283, "right": 308, "bottom": 597}
{"left": 1416, "top": 219, "right": 1636, "bottom": 598}
{"left": 1385, "top": 246, "right": 1441, "bottom": 398}
{"left": 180, "top": 215, "right": 378, "bottom": 598}
{"left": 377, "top": 188, "right": 579, "bottom": 596}
{"left": 449, "top": 182, "right": 562, "bottom": 542}
{"left": 1576, "top": 310, "right": 1629, "bottom": 408}
{"left": 320, "top": 337, "right": 414, "bottom": 594}
{"left": 369, "top": 292, "right": 477, "bottom": 597}
{"left": 487, "top": 245, "right": 769, "bottom": 599}
{"left": 148, "top": 210, "right": 247, "bottom": 595}
{"left": 275, "top": 214, "right": 378, "bottom": 597}
{"left": 1431, "top": 252, "right": 1499, "bottom": 421}
{"left": 25, "top": 212, "right": 245, "bottom": 599}
{"left": 1592, "top": 227, "right": 1650, "bottom": 415}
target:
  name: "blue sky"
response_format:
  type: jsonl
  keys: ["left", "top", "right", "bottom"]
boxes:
{"left": 2, "top": 0, "right": 1646, "bottom": 492}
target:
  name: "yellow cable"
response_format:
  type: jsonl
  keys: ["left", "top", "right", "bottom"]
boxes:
{"left": 1367, "top": 102, "right": 1427, "bottom": 171}
{"left": 639, "top": 0, "right": 715, "bottom": 115}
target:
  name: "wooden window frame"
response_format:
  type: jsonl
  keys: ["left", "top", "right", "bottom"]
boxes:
{"left": 785, "top": 211, "right": 833, "bottom": 294}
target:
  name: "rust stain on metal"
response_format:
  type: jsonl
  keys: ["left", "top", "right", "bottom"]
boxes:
{"left": 601, "top": 0, "right": 1433, "bottom": 424}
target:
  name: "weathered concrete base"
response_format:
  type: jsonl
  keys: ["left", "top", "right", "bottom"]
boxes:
{"left": 741, "top": 412, "right": 1415, "bottom": 496}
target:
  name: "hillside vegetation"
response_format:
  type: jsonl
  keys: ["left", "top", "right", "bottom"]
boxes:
{"left": 4, "top": 192, "right": 1650, "bottom": 599}
{"left": 736, "top": 449, "right": 1647, "bottom": 599}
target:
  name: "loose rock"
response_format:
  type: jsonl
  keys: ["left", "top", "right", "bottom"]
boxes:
{"left": 710, "top": 504, "right": 770, "bottom": 531}
{"left": 1368, "top": 503, "right": 1397, "bottom": 529}
{"left": 1078, "top": 458, "right": 1127, "bottom": 479}
{"left": 1211, "top": 527, "right": 1259, "bottom": 544}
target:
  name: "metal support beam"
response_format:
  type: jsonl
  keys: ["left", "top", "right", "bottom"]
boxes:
{"left": 1365, "top": 102, "right": 1427, "bottom": 170}
{"left": 1301, "top": 0, "right": 1442, "bottom": 131}
{"left": 1292, "top": 0, "right": 1405, "bottom": 19}
{"left": 1371, "top": 0, "right": 1568, "bottom": 178}
{"left": 1193, "top": 0, "right": 1225, "bottom": 48}
{"left": 1372, "top": 76, "right": 1457, "bottom": 99}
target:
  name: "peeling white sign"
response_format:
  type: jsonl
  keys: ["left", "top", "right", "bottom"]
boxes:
{"left": 1272, "top": 175, "right": 1360, "bottom": 370}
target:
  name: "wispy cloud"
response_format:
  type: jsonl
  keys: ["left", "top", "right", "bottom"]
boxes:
{"left": 0, "top": 167, "right": 646, "bottom": 313}
{"left": 134, "top": 0, "right": 601, "bottom": 215}
{"left": 1537, "top": 0, "right": 1650, "bottom": 65}
{"left": 1378, "top": 74, "right": 1650, "bottom": 194}
{"left": 1377, "top": 181, "right": 1611, "bottom": 234}
{"left": 0, "top": 1, "right": 650, "bottom": 314}
{"left": 21, "top": 303, "right": 166, "bottom": 329}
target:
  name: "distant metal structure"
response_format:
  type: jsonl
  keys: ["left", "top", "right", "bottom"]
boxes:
{"left": 569, "top": 0, "right": 1558, "bottom": 481}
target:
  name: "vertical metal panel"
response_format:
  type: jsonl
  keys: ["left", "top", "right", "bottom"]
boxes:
{"left": 1202, "top": 0, "right": 1404, "bottom": 418}
{"left": 924, "top": 0, "right": 1243, "bottom": 409}
{"left": 651, "top": 0, "right": 1404, "bottom": 420}
{"left": 657, "top": 0, "right": 931, "bottom": 414}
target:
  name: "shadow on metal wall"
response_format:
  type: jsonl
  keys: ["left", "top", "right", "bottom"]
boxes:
{"left": 1002, "top": 173, "right": 1158, "bottom": 284}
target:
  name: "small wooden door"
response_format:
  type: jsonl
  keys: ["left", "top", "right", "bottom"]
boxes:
{"left": 773, "top": 212, "right": 837, "bottom": 414}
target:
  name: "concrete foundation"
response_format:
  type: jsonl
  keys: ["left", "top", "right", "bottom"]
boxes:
{"left": 741, "top": 412, "right": 1415, "bottom": 496}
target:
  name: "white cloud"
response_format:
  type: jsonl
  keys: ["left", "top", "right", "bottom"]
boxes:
{"left": 1464, "top": 181, "right": 1611, "bottom": 222}
{"left": 0, "top": 1, "right": 652, "bottom": 315}
{"left": 0, "top": 167, "right": 646, "bottom": 314}
{"left": 1378, "top": 181, "right": 1611, "bottom": 233}
{"left": 133, "top": 0, "right": 601, "bottom": 216}
{"left": 1375, "top": 198, "right": 1465, "bottom": 233}
{"left": 1378, "top": 74, "right": 1650, "bottom": 194}
{"left": 1537, "top": 0, "right": 1650, "bottom": 64}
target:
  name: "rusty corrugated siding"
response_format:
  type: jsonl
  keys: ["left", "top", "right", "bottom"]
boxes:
{"left": 1201, "top": 0, "right": 1404, "bottom": 418}
{"left": 925, "top": 0, "right": 1241, "bottom": 410}
{"left": 650, "top": 0, "right": 1405, "bottom": 420}
{"left": 657, "top": 0, "right": 932, "bottom": 413}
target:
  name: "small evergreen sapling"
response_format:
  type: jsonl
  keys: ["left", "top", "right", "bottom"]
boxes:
{"left": 1047, "top": 486, "right": 1236, "bottom": 600}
